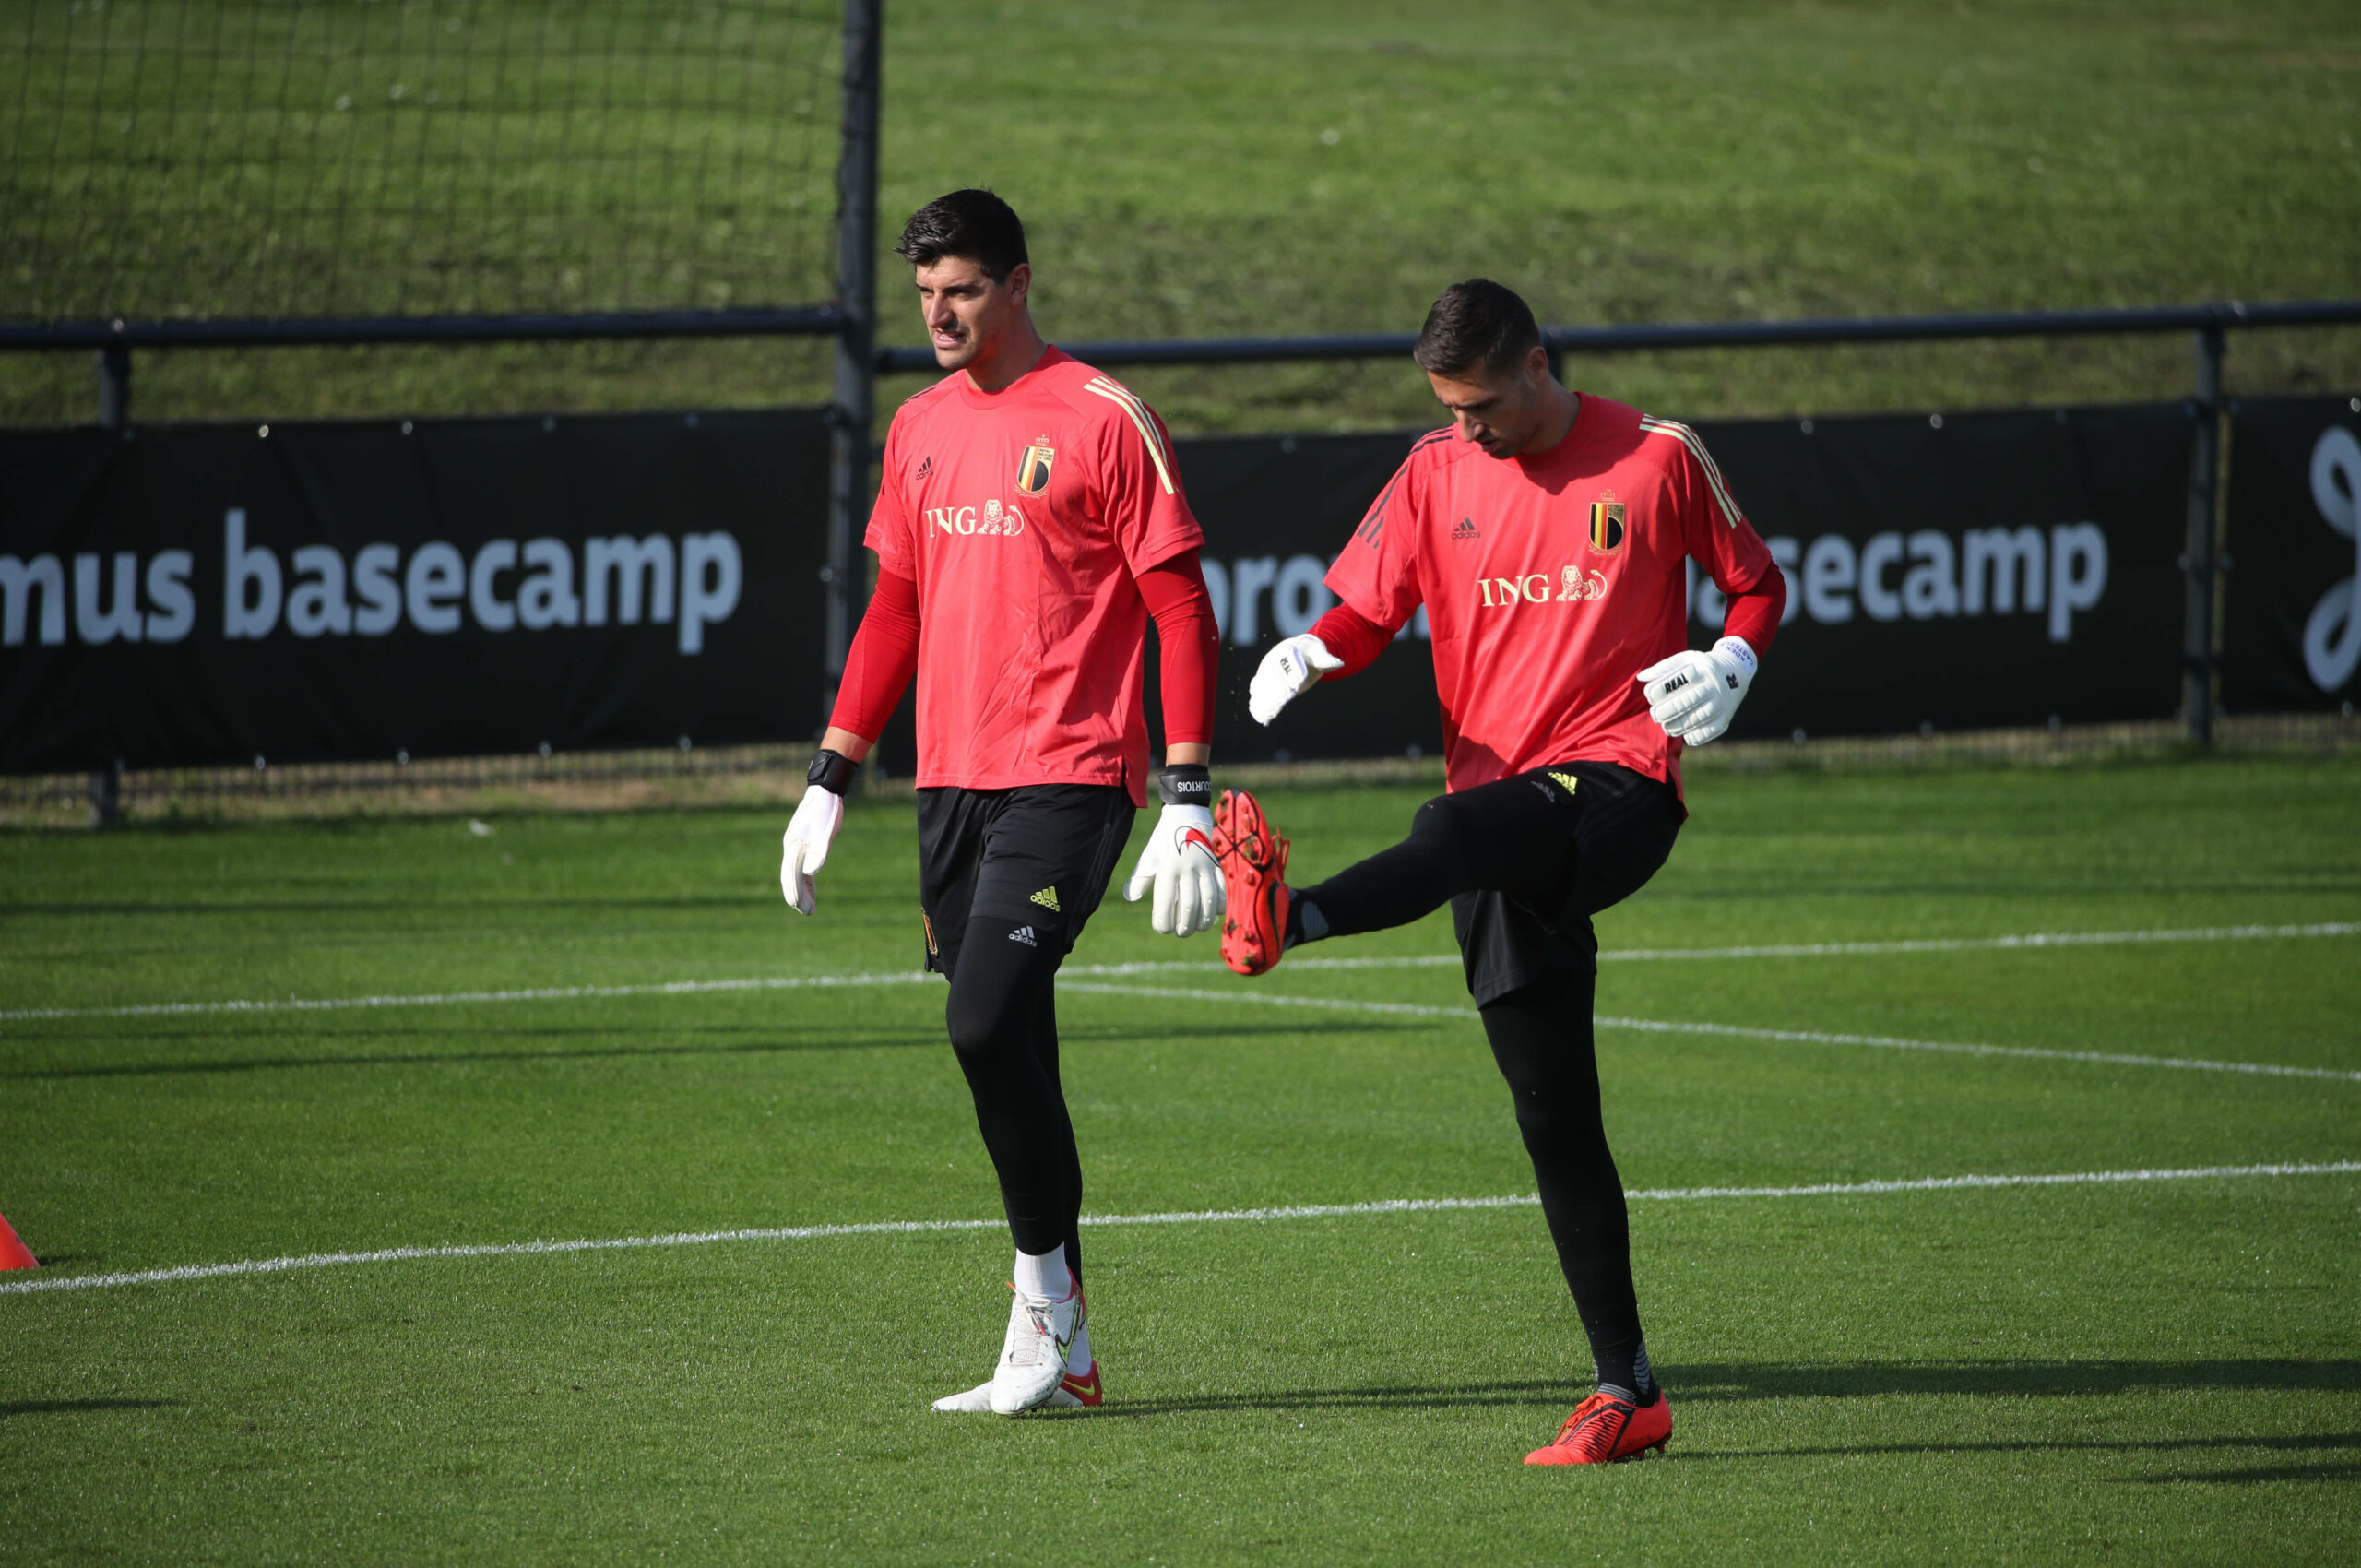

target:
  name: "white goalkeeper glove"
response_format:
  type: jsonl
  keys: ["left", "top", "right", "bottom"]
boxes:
{"left": 1637, "top": 636, "right": 1758, "bottom": 746}
{"left": 1248, "top": 633, "right": 1344, "bottom": 726}
{"left": 780, "top": 750, "right": 855, "bottom": 915}
{"left": 1122, "top": 766, "right": 1224, "bottom": 936}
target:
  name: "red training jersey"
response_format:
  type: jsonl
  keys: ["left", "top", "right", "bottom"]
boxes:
{"left": 1324, "top": 394, "right": 1778, "bottom": 796}
{"left": 866, "top": 346, "right": 1204, "bottom": 805}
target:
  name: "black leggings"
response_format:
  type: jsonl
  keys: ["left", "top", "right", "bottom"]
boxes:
{"left": 1305, "top": 777, "right": 1579, "bottom": 937}
{"left": 944, "top": 916, "right": 1084, "bottom": 1284}
{"left": 1295, "top": 764, "right": 1680, "bottom": 1382}
{"left": 1478, "top": 968, "right": 1642, "bottom": 1380}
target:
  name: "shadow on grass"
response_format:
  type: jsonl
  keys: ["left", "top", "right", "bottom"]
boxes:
{"left": 1090, "top": 1359, "right": 2361, "bottom": 1419}
{"left": 0, "top": 1017, "right": 1407, "bottom": 1080}
{"left": 0, "top": 1398, "right": 182, "bottom": 1420}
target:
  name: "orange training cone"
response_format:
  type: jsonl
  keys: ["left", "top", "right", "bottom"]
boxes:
{"left": 0, "top": 1211, "right": 38, "bottom": 1270}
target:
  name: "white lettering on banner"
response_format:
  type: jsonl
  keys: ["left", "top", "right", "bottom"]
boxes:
{"left": 353, "top": 544, "right": 403, "bottom": 636}
{"left": 1273, "top": 555, "right": 1334, "bottom": 637}
{"left": 1706, "top": 524, "right": 2110, "bottom": 642}
{"left": 1858, "top": 532, "right": 1906, "bottom": 622}
{"left": 223, "top": 509, "right": 282, "bottom": 640}
{"left": 679, "top": 533, "right": 742, "bottom": 655}
{"left": 3, "top": 516, "right": 740, "bottom": 653}
{"left": 1802, "top": 534, "right": 1857, "bottom": 624}
{"left": 73, "top": 552, "right": 144, "bottom": 644}
{"left": 143, "top": 552, "right": 195, "bottom": 643}
{"left": 406, "top": 541, "right": 466, "bottom": 634}
{"left": 0, "top": 553, "right": 66, "bottom": 647}
{"left": 1964, "top": 527, "right": 2044, "bottom": 614}
{"left": 2047, "top": 524, "right": 2106, "bottom": 643}
{"left": 1203, "top": 554, "right": 1380, "bottom": 647}
{"left": 469, "top": 539, "right": 519, "bottom": 632}
{"left": 285, "top": 545, "right": 353, "bottom": 638}
{"left": 2303, "top": 425, "right": 2361, "bottom": 693}
{"left": 1229, "top": 555, "right": 1279, "bottom": 645}
{"left": 584, "top": 535, "right": 674, "bottom": 628}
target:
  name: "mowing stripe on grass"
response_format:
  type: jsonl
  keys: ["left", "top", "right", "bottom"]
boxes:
{"left": 5, "top": 1161, "right": 2353, "bottom": 1299}
{"left": 1060, "top": 982, "right": 2361, "bottom": 1084}
{"left": 6, "top": 921, "right": 2352, "bottom": 1025}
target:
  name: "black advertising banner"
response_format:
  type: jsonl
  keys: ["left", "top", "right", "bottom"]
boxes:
{"left": 1173, "top": 403, "right": 2193, "bottom": 762}
{"left": 0, "top": 409, "right": 832, "bottom": 772}
{"left": 2221, "top": 395, "right": 2361, "bottom": 714}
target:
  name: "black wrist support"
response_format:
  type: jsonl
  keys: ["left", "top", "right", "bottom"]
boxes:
{"left": 1157, "top": 764, "right": 1212, "bottom": 808}
{"left": 806, "top": 748, "right": 860, "bottom": 796}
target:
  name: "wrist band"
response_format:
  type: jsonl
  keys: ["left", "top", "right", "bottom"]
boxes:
{"left": 806, "top": 748, "right": 860, "bottom": 796}
{"left": 1157, "top": 764, "right": 1212, "bottom": 808}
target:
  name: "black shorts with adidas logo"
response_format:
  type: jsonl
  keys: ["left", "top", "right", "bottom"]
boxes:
{"left": 915, "top": 784, "right": 1137, "bottom": 978}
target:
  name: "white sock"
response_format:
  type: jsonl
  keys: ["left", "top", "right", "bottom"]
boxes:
{"left": 1012, "top": 1245, "right": 1072, "bottom": 1302}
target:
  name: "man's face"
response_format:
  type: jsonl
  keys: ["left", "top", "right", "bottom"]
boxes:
{"left": 913, "top": 255, "right": 1029, "bottom": 371}
{"left": 1425, "top": 348, "right": 1552, "bottom": 457}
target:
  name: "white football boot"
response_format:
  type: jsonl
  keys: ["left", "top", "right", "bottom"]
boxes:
{"left": 930, "top": 1364, "right": 1099, "bottom": 1414}
{"left": 985, "top": 1285, "right": 1084, "bottom": 1415}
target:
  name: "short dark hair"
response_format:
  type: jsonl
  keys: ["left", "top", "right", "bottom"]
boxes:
{"left": 894, "top": 188, "right": 1028, "bottom": 281}
{"left": 1413, "top": 279, "right": 1543, "bottom": 379}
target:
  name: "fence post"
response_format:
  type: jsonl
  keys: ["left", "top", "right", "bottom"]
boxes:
{"left": 89, "top": 341, "right": 133, "bottom": 824}
{"left": 2181, "top": 323, "right": 2225, "bottom": 746}
{"left": 96, "top": 339, "right": 130, "bottom": 429}
{"left": 822, "top": 0, "right": 884, "bottom": 741}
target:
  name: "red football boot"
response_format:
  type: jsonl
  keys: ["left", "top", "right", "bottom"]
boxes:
{"left": 1523, "top": 1389, "right": 1672, "bottom": 1466}
{"left": 1214, "top": 789, "right": 1291, "bottom": 976}
{"left": 1058, "top": 1362, "right": 1104, "bottom": 1407}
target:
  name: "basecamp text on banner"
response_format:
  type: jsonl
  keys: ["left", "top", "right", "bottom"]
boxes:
{"left": 1157, "top": 402, "right": 2192, "bottom": 764}
{"left": 0, "top": 410, "right": 832, "bottom": 773}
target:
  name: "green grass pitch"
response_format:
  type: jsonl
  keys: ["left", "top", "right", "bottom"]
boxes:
{"left": 3, "top": 755, "right": 2358, "bottom": 1562}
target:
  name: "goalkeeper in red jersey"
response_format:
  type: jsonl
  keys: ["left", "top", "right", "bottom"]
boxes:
{"left": 778, "top": 191, "right": 1222, "bottom": 1417}
{"left": 1216, "top": 279, "right": 1787, "bottom": 1465}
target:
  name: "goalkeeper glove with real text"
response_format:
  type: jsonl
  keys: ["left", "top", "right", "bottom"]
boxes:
{"left": 1248, "top": 634, "right": 1344, "bottom": 726}
{"left": 1122, "top": 765, "right": 1224, "bottom": 936}
{"left": 1637, "top": 636, "right": 1758, "bottom": 746}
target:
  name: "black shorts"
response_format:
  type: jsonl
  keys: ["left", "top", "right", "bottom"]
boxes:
{"left": 916, "top": 784, "right": 1137, "bottom": 978}
{"left": 1449, "top": 760, "right": 1684, "bottom": 1006}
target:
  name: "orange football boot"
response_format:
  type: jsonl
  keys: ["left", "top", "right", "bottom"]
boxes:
{"left": 1523, "top": 1389, "right": 1672, "bottom": 1466}
{"left": 1214, "top": 789, "right": 1291, "bottom": 976}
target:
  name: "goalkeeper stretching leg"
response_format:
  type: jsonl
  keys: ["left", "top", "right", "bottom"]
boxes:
{"left": 1217, "top": 763, "right": 1679, "bottom": 1409}
{"left": 1286, "top": 773, "right": 1573, "bottom": 944}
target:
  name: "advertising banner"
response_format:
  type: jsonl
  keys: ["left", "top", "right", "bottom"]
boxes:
{"left": 0, "top": 410, "right": 833, "bottom": 772}
{"left": 2221, "top": 395, "right": 2361, "bottom": 714}
{"left": 1175, "top": 403, "right": 2195, "bottom": 762}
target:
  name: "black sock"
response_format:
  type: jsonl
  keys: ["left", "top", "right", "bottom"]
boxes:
{"left": 1594, "top": 1339, "right": 1657, "bottom": 1405}
{"left": 1282, "top": 893, "right": 1327, "bottom": 950}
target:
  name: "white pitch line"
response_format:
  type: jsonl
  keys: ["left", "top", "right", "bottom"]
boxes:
{"left": 1062, "top": 981, "right": 2361, "bottom": 1085}
{"left": 6, "top": 1160, "right": 2352, "bottom": 1299}
{"left": 6, "top": 922, "right": 2352, "bottom": 1026}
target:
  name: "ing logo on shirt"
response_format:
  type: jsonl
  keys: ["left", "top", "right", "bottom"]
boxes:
{"left": 1587, "top": 495, "right": 1627, "bottom": 554}
{"left": 1474, "top": 566, "right": 1610, "bottom": 607}
{"left": 1015, "top": 441, "right": 1056, "bottom": 496}
{"left": 924, "top": 499, "right": 1027, "bottom": 538}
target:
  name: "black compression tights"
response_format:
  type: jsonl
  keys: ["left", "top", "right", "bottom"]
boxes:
{"left": 944, "top": 916, "right": 1085, "bottom": 1284}
{"left": 1479, "top": 967, "right": 1645, "bottom": 1389}
{"left": 1299, "top": 784, "right": 1572, "bottom": 938}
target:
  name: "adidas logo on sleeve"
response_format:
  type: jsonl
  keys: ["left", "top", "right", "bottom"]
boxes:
{"left": 1009, "top": 925, "right": 1038, "bottom": 947}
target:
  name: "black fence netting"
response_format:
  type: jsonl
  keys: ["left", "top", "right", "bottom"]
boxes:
{"left": 1, "top": 1, "right": 841, "bottom": 324}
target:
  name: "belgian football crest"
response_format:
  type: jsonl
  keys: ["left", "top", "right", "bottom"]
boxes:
{"left": 1015, "top": 440, "right": 1056, "bottom": 496}
{"left": 1587, "top": 493, "right": 1627, "bottom": 554}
